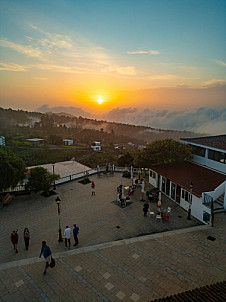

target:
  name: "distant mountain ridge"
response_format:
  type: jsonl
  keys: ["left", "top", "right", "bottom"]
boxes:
{"left": 0, "top": 107, "right": 201, "bottom": 143}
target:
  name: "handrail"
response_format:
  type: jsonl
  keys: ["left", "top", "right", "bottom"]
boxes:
{"left": 203, "top": 193, "right": 213, "bottom": 204}
{"left": 1, "top": 166, "right": 142, "bottom": 193}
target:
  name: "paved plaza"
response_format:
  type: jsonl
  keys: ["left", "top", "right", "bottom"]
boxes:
{"left": 0, "top": 173, "right": 226, "bottom": 301}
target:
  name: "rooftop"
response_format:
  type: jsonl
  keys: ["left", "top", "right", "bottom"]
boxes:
{"left": 151, "top": 281, "right": 226, "bottom": 302}
{"left": 150, "top": 161, "right": 226, "bottom": 197}
{"left": 181, "top": 134, "right": 226, "bottom": 151}
{"left": 26, "top": 138, "right": 44, "bottom": 142}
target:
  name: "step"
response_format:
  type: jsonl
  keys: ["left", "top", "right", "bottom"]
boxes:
{"left": 214, "top": 208, "right": 226, "bottom": 214}
{"left": 215, "top": 200, "right": 224, "bottom": 207}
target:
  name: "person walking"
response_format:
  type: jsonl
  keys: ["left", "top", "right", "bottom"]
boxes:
{"left": 143, "top": 201, "right": 149, "bottom": 217}
{"left": 39, "top": 241, "right": 52, "bottom": 275}
{"left": 23, "top": 227, "right": 30, "bottom": 250}
{"left": 10, "top": 230, "right": 18, "bottom": 253}
{"left": 64, "top": 226, "right": 71, "bottom": 248}
{"left": 73, "top": 224, "right": 79, "bottom": 246}
{"left": 91, "top": 181, "right": 95, "bottom": 196}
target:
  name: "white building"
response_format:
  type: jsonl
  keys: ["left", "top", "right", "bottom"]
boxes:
{"left": 0, "top": 136, "right": 5, "bottom": 146}
{"left": 180, "top": 135, "right": 226, "bottom": 174}
{"left": 91, "top": 141, "right": 102, "bottom": 151}
{"left": 63, "top": 139, "right": 73, "bottom": 146}
{"left": 148, "top": 135, "right": 226, "bottom": 224}
{"left": 26, "top": 138, "right": 44, "bottom": 144}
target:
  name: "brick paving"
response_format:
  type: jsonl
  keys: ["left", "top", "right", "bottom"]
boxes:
{"left": 0, "top": 173, "right": 226, "bottom": 301}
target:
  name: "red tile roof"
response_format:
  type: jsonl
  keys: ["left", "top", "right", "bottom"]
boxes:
{"left": 151, "top": 281, "right": 226, "bottom": 302}
{"left": 181, "top": 135, "right": 226, "bottom": 151}
{"left": 150, "top": 161, "right": 226, "bottom": 197}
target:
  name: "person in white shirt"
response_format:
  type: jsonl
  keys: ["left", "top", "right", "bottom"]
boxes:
{"left": 64, "top": 226, "right": 71, "bottom": 248}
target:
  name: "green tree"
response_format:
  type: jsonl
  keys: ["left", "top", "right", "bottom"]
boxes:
{"left": 134, "top": 139, "right": 191, "bottom": 167}
{"left": 0, "top": 148, "right": 26, "bottom": 191}
{"left": 117, "top": 152, "right": 134, "bottom": 167}
{"left": 26, "top": 167, "right": 60, "bottom": 193}
{"left": 48, "top": 135, "right": 62, "bottom": 145}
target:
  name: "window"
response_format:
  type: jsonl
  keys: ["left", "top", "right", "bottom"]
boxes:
{"left": 182, "top": 190, "right": 185, "bottom": 199}
{"left": 171, "top": 183, "right": 176, "bottom": 200}
{"left": 208, "top": 150, "right": 226, "bottom": 164}
{"left": 162, "top": 177, "right": 166, "bottom": 193}
{"left": 149, "top": 170, "right": 156, "bottom": 178}
{"left": 182, "top": 190, "right": 191, "bottom": 202}
{"left": 191, "top": 145, "right": 205, "bottom": 157}
{"left": 166, "top": 179, "right": 170, "bottom": 196}
{"left": 185, "top": 191, "right": 188, "bottom": 201}
{"left": 203, "top": 211, "right": 210, "bottom": 223}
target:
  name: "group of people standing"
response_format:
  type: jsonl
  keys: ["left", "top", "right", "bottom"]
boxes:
{"left": 64, "top": 224, "right": 80, "bottom": 248}
{"left": 10, "top": 228, "right": 30, "bottom": 253}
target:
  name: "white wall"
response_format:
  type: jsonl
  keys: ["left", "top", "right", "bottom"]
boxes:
{"left": 192, "top": 154, "right": 206, "bottom": 166}
{"left": 149, "top": 171, "right": 211, "bottom": 224}
{"left": 205, "top": 158, "right": 226, "bottom": 174}
{"left": 205, "top": 181, "right": 226, "bottom": 200}
{"left": 149, "top": 171, "right": 158, "bottom": 187}
{"left": 191, "top": 150, "right": 226, "bottom": 174}
{"left": 191, "top": 196, "right": 211, "bottom": 224}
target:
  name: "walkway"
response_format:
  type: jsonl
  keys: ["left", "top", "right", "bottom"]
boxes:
{"left": 0, "top": 174, "right": 225, "bottom": 301}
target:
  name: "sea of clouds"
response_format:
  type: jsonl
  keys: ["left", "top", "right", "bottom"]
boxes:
{"left": 37, "top": 104, "right": 226, "bottom": 135}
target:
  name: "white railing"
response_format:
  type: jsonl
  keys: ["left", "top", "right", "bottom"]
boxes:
{"left": 202, "top": 180, "right": 226, "bottom": 203}
{"left": 1, "top": 166, "right": 145, "bottom": 194}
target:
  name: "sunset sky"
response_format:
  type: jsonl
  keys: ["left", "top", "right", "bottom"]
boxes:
{"left": 0, "top": 0, "right": 225, "bottom": 130}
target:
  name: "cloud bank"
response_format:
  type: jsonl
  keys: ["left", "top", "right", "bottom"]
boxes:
{"left": 37, "top": 104, "right": 226, "bottom": 135}
{"left": 36, "top": 104, "right": 91, "bottom": 117}
{"left": 103, "top": 107, "right": 226, "bottom": 135}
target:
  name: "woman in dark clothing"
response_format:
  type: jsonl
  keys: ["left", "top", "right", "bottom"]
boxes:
{"left": 143, "top": 201, "right": 149, "bottom": 217}
{"left": 10, "top": 230, "right": 18, "bottom": 253}
{"left": 24, "top": 228, "right": 30, "bottom": 250}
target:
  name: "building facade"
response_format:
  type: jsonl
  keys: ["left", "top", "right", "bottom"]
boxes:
{"left": 149, "top": 135, "right": 226, "bottom": 224}
{"left": 26, "top": 138, "right": 44, "bottom": 144}
{"left": 91, "top": 141, "right": 102, "bottom": 151}
{"left": 63, "top": 139, "right": 73, "bottom": 146}
{"left": 181, "top": 135, "right": 226, "bottom": 174}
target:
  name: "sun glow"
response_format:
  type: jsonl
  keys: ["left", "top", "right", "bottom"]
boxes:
{"left": 97, "top": 99, "right": 103, "bottom": 104}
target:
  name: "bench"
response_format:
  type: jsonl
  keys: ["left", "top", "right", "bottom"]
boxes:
{"left": 2, "top": 193, "right": 13, "bottom": 206}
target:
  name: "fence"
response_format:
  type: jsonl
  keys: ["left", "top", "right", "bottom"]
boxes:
{"left": 1, "top": 166, "right": 145, "bottom": 194}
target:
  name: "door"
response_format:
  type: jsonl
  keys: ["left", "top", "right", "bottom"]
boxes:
{"left": 176, "top": 185, "right": 181, "bottom": 204}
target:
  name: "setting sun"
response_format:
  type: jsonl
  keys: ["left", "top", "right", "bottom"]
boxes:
{"left": 97, "top": 99, "right": 103, "bottom": 105}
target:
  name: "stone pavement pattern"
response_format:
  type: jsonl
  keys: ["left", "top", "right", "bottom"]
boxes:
{"left": 0, "top": 173, "right": 201, "bottom": 264}
{"left": 0, "top": 217, "right": 226, "bottom": 302}
{"left": 0, "top": 174, "right": 226, "bottom": 301}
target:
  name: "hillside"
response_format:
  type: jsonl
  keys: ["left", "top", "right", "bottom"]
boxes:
{"left": 0, "top": 107, "right": 200, "bottom": 144}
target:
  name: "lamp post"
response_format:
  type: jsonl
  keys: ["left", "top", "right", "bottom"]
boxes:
{"left": 55, "top": 196, "right": 63, "bottom": 242}
{"left": 187, "top": 182, "right": 193, "bottom": 220}
{"left": 52, "top": 164, "right": 56, "bottom": 190}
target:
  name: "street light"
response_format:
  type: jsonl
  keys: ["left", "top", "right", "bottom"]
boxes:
{"left": 55, "top": 196, "right": 63, "bottom": 242}
{"left": 52, "top": 164, "right": 56, "bottom": 190}
{"left": 187, "top": 182, "right": 193, "bottom": 220}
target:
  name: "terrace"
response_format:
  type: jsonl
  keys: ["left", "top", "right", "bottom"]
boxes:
{"left": 0, "top": 172, "right": 201, "bottom": 265}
